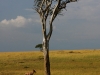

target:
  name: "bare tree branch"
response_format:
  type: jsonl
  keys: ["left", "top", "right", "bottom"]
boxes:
{"left": 34, "top": 0, "right": 78, "bottom": 75}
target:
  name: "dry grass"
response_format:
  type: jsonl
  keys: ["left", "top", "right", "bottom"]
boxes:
{"left": 0, "top": 49, "right": 100, "bottom": 75}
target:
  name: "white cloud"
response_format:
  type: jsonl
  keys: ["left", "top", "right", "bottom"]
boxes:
{"left": 0, "top": 16, "right": 33, "bottom": 27}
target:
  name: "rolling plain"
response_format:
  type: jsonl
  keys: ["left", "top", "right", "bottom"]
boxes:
{"left": 0, "top": 49, "right": 100, "bottom": 75}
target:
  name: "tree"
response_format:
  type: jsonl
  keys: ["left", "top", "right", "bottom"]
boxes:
{"left": 35, "top": 44, "right": 43, "bottom": 52}
{"left": 33, "top": 0, "right": 78, "bottom": 75}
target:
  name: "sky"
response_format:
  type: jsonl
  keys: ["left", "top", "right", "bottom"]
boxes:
{"left": 0, "top": 0, "right": 100, "bottom": 52}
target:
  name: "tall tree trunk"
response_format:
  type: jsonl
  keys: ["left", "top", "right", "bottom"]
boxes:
{"left": 41, "top": 16, "right": 51, "bottom": 75}
{"left": 43, "top": 40, "right": 50, "bottom": 75}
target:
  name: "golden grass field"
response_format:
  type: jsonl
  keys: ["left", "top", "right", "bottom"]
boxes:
{"left": 0, "top": 49, "right": 100, "bottom": 75}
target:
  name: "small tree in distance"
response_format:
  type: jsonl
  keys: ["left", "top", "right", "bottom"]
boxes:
{"left": 33, "top": 0, "right": 78, "bottom": 75}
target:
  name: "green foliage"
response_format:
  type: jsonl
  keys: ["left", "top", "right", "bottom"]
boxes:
{"left": 35, "top": 44, "right": 42, "bottom": 48}
{"left": 35, "top": 44, "right": 43, "bottom": 51}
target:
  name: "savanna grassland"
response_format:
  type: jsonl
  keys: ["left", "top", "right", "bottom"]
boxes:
{"left": 0, "top": 50, "right": 100, "bottom": 75}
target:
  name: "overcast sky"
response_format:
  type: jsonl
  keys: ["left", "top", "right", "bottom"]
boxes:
{"left": 0, "top": 0, "right": 100, "bottom": 52}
